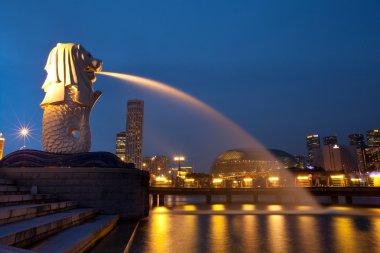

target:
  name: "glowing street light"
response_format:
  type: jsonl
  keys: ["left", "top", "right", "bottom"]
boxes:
{"left": 174, "top": 156, "right": 185, "bottom": 171}
{"left": 18, "top": 127, "right": 30, "bottom": 149}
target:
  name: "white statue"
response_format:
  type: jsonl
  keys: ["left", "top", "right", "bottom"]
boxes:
{"left": 41, "top": 43, "right": 102, "bottom": 153}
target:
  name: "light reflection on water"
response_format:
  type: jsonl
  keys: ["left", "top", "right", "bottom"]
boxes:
{"left": 129, "top": 201, "right": 380, "bottom": 253}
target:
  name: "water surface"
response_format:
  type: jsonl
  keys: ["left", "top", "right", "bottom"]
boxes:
{"left": 129, "top": 199, "right": 380, "bottom": 253}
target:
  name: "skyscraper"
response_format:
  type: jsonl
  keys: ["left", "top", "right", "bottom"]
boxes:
{"left": 348, "top": 133, "right": 366, "bottom": 172}
{"left": 323, "top": 136, "right": 338, "bottom": 146}
{"left": 306, "top": 134, "right": 320, "bottom": 164}
{"left": 348, "top": 133, "right": 365, "bottom": 148}
{"left": 125, "top": 100, "right": 144, "bottom": 169}
{"left": 116, "top": 131, "right": 126, "bottom": 161}
{"left": 0, "top": 133, "right": 4, "bottom": 160}
{"left": 367, "top": 129, "right": 380, "bottom": 147}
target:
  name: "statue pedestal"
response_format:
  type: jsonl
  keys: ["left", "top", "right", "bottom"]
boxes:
{"left": 0, "top": 150, "right": 150, "bottom": 219}
{"left": 0, "top": 166, "right": 150, "bottom": 219}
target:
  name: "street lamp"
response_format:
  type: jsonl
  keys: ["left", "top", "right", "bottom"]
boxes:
{"left": 174, "top": 156, "right": 185, "bottom": 171}
{"left": 19, "top": 127, "right": 30, "bottom": 149}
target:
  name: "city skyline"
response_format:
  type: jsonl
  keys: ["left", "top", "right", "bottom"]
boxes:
{"left": 1, "top": 1, "right": 379, "bottom": 171}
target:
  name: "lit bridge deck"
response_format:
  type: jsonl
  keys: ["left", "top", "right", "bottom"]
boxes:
{"left": 149, "top": 187, "right": 380, "bottom": 206}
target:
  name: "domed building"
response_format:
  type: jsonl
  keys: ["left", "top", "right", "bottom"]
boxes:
{"left": 211, "top": 149, "right": 297, "bottom": 177}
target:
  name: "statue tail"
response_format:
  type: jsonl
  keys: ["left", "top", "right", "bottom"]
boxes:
{"left": 42, "top": 103, "right": 91, "bottom": 153}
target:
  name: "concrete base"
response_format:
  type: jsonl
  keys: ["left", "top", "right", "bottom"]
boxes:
{"left": 0, "top": 167, "right": 150, "bottom": 219}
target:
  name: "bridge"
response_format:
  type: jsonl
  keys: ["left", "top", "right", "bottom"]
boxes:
{"left": 149, "top": 187, "right": 380, "bottom": 206}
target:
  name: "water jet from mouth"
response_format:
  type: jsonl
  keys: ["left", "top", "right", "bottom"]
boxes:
{"left": 98, "top": 71, "right": 320, "bottom": 207}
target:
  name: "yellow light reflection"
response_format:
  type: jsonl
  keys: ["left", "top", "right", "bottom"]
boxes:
{"left": 212, "top": 204, "right": 225, "bottom": 211}
{"left": 183, "top": 205, "right": 197, "bottom": 211}
{"left": 333, "top": 217, "right": 356, "bottom": 253}
{"left": 241, "top": 215, "right": 259, "bottom": 252}
{"left": 210, "top": 215, "right": 229, "bottom": 253}
{"left": 296, "top": 205, "right": 313, "bottom": 211}
{"left": 372, "top": 217, "right": 380, "bottom": 249}
{"left": 147, "top": 214, "right": 170, "bottom": 253}
{"left": 297, "top": 216, "right": 321, "bottom": 253}
{"left": 153, "top": 206, "right": 169, "bottom": 213}
{"left": 267, "top": 205, "right": 283, "bottom": 211}
{"left": 268, "top": 215, "right": 288, "bottom": 253}
{"left": 242, "top": 204, "right": 256, "bottom": 211}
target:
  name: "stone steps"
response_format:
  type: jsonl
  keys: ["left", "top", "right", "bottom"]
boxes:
{"left": 0, "top": 179, "right": 15, "bottom": 185}
{"left": 0, "top": 177, "right": 122, "bottom": 253}
{"left": 0, "top": 194, "right": 54, "bottom": 207}
{"left": 0, "top": 201, "right": 78, "bottom": 225}
{"left": 0, "top": 185, "right": 30, "bottom": 193}
{"left": 30, "top": 215, "right": 119, "bottom": 253}
{"left": 0, "top": 208, "right": 97, "bottom": 248}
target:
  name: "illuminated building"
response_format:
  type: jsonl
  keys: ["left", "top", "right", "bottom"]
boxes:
{"left": 211, "top": 149, "right": 296, "bottom": 178}
{"left": 295, "top": 155, "right": 306, "bottom": 169}
{"left": 142, "top": 156, "right": 169, "bottom": 175}
{"left": 348, "top": 133, "right": 365, "bottom": 148}
{"left": 348, "top": 133, "right": 366, "bottom": 172}
{"left": 367, "top": 129, "right": 380, "bottom": 147}
{"left": 0, "top": 133, "right": 4, "bottom": 160}
{"left": 364, "top": 147, "right": 380, "bottom": 172}
{"left": 314, "top": 145, "right": 359, "bottom": 172}
{"left": 125, "top": 100, "right": 144, "bottom": 169}
{"left": 323, "top": 136, "right": 338, "bottom": 146}
{"left": 306, "top": 134, "right": 320, "bottom": 165}
{"left": 115, "top": 131, "right": 126, "bottom": 161}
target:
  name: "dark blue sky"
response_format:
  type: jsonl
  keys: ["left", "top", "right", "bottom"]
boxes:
{"left": 1, "top": 0, "right": 379, "bottom": 171}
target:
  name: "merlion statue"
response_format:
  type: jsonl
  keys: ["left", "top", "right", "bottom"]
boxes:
{"left": 41, "top": 43, "right": 102, "bottom": 153}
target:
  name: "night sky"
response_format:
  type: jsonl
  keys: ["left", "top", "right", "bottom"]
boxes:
{"left": 1, "top": 0, "right": 379, "bottom": 171}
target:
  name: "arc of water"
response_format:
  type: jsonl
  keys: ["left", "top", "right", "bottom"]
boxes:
{"left": 98, "top": 71, "right": 263, "bottom": 149}
{"left": 97, "top": 71, "right": 320, "bottom": 207}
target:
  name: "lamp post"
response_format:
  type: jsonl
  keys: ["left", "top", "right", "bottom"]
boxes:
{"left": 19, "top": 127, "right": 30, "bottom": 150}
{"left": 174, "top": 156, "right": 185, "bottom": 187}
{"left": 174, "top": 156, "right": 185, "bottom": 171}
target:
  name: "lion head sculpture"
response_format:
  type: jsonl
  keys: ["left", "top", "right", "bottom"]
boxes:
{"left": 41, "top": 43, "right": 102, "bottom": 108}
{"left": 41, "top": 43, "right": 103, "bottom": 154}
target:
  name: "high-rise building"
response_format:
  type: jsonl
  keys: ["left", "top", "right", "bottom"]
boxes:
{"left": 142, "top": 156, "right": 169, "bottom": 175}
{"left": 125, "top": 100, "right": 144, "bottom": 169}
{"left": 348, "top": 133, "right": 366, "bottom": 172}
{"left": 295, "top": 155, "right": 306, "bottom": 169}
{"left": 0, "top": 133, "right": 4, "bottom": 160}
{"left": 323, "top": 136, "right": 338, "bottom": 146}
{"left": 348, "top": 133, "right": 365, "bottom": 148}
{"left": 306, "top": 134, "right": 320, "bottom": 164}
{"left": 364, "top": 147, "right": 380, "bottom": 171}
{"left": 367, "top": 129, "right": 380, "bottom": 147}
{"left": 115, "top": 131, "right": 126, "bottom": 161}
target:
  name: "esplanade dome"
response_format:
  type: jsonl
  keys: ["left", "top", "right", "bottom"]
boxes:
{"left": 211, "top": 149, "right": 297, "bottom": 177}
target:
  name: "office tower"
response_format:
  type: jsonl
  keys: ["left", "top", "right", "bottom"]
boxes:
{"left": 116, "top": 131, "right": 126, "bottom": 161}
{"left": 348, "top": 133, "right": 366, "bottom": 172}
{"left": 125, "top": 100, "right": 144, "bottom": 169}
{"left": 142, "top": 156, "right": 169, "bottom": 175}
{"left": 367, "top": 129, "right": 380, "bottom": 147}
{"left": 323, "top": 136, "right": 338, "bottom": 146}
{"left": 306, "top": 134, "right": 320, "bottom": 164}
{"left": 295, "top": 155, "right": 306, "bottom": 169}
{"left": 0, "top": 133, "right": 4, "bottom": 160}
{"left": 348, "top": 134, "right": 365, "bottom": 148}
